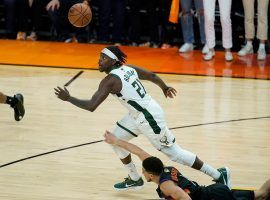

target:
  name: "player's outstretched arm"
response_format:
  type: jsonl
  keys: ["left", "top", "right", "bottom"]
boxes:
{"left": 128, "top": 65, "right": 177, "bottom": 98}
{"left": 160, "top": 180, "right": 192, "bottom": 200}
{"left": 104, "top": 130, "right": 151, "bottom": 161}
{"left": 54, "top": 75, "right": 118, "bottom": 112}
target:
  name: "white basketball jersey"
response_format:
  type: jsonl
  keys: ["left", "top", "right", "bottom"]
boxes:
{"left": 109, "top": 65, "right": 152, "bottom": 114}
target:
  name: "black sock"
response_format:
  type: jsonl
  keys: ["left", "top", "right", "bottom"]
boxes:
{"left": 6, "top": 96, "right": 18, "bottom": 107}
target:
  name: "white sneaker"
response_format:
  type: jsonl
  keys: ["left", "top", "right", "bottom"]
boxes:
{"left": 203, "top": 50, "right": 215, "bottom": 61}
{"left": 238, "top": 44, "right": 253, "bottom": 56}
{"left": 225, "top": 51, "right": 233, "bottom": 62}
{"left": 257, "top": 48, "right": 266, "bottom": 60}
{"left": 179, "top": 43, "right": 193, "bottom": 53}
{"left": 26, "top": 32, "right": 37, "bottom": 41}
{"left": 202, "top": 44, "right": 209, "bottom": 54}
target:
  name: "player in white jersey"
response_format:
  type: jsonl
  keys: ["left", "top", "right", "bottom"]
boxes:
{"left": 54, "top": 46, "right": 230, "bottom": 191}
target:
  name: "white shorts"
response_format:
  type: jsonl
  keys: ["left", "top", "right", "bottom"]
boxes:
{"left": 112, "top": 101, "right": 175, "bottom": 158}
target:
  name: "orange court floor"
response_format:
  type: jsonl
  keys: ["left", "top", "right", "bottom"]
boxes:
{"left": 0, "top": 39, "right": 269, "bottom": 79}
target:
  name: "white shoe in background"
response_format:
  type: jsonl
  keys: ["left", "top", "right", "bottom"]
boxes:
{"left": 238, "top": 44, "right": 253, "bottom": 56}
{"left": 225, "top": 51, "right": 233, "bottom": 62}
{"left": 203, "top": 50, "right": 215, "bottom": 61}
{"left": 257, "top": 48, "right": 266, "bottom": 60}
{"left": 179, "top": 43, "right": 193, "bottom": 53}
{"left": 202, "top": 44, "right": 209, "bottom": 54}
{"left": 26, "top": 32, "right": 37, "bottom": 41}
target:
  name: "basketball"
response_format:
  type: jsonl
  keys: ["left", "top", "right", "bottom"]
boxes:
{"left": 68, "top": 3, "right": 92, "bottom": 28}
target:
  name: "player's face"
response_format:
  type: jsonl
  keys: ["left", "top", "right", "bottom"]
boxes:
{"left": 142, "top": 168, "right": 152, "bottom": 182}
{"left": 98, "top": 53, "right": 115, "bottom": 73}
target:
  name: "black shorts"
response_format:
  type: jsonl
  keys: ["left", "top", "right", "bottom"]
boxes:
{"left": 231, "top": 189, "right": 255, "bottom": 200}
{"left": 191, "top": 183, "right": 241, "bottom": 200}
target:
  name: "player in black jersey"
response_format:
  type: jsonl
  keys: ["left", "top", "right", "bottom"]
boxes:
{"left": 104, "top": 130, "right": 270, "bottom": 200}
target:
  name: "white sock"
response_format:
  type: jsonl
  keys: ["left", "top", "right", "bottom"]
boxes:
{"left": 124, "top": 162, "right": 141, "bottom": 181}
{"left": 259, "top": 43, "right": 265, "bottom": 50}
{"left": 200, "top": 163, "right": 220, "bottom": 180}
{"left": 246, "top": 41, "right": 252, "bottom": 47}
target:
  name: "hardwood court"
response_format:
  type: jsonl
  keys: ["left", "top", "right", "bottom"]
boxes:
{"left": 0, "top": 64, "right": 269, "bottom": 200}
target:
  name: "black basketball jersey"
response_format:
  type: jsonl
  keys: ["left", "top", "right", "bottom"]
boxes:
{"left": 156, "top": 166, "right": 200, "bottom": 199}
{"left": 156, "top": 167, "right": 254, "bottom": 200}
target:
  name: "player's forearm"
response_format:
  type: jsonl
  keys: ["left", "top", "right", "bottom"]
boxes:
{"left": 149, "top": 74, "right": 169, "bottom": 92}
{"left": 68, "top": 96, "right": 96, "bottom": 112}
{"left": 115, "top": 139, "right": 150, "bottom": 161}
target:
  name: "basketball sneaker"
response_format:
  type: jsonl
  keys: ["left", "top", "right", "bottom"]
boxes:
{"left": 214, "top": 167, "right": 231, "bottom": 189}
{"left": 12, "top": 94, "right": 25, "bottom": 121}
{"left": 114, "top": 176, "right": 144, "bottom": 191}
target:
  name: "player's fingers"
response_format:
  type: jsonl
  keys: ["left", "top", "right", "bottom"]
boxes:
{"left": 168, "top": 89, "right": 176, "bottom": 96}
{"left": 171, "top": 88, "right": 177, "bottom": 94}
{"left": 57, "top": 86, "right": 64, "bottom": 91}
{"left": 64, "top": 87, "right": 69, "bottom": 93}
{"left": 54, "top": 88, "right": 60, "bottom": 93}
{"left": 171, "top": 90, "right": 177, "bottom": 96}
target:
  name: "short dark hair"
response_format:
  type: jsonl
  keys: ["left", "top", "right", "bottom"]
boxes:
{"left": 106, "top": 46, "right": 127, "bottom": 66}
{"left": 142, "top": 156, "right": 164, "bottom": 176}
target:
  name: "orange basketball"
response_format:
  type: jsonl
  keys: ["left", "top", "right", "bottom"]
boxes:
{"left": 68, "top": 3, "right": 92, "bottom": 28}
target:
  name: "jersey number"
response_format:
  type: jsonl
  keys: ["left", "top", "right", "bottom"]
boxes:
{"left": 131, "top": 79, "right": 146, "bottom": 98}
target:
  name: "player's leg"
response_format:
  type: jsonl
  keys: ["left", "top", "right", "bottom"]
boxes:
{"left": 204, "top": 183, "right": 234, "bottom": 200}
{"left": 111, "top": 114, "right": 144, "bottom": 190}
{"left": 0, "top": 92, "right": 25, "bottom": 121}
{"left": 254, "top": 179, "right": 270, "bottom": 200}
{"left": 0, "top": 92, "right": 7, "bottom": 103}
{"left": 135, "top": 103, "right": 231, "bottom": 188}
{"left": 161, "top": 140, "right": 230, "bottom": 188}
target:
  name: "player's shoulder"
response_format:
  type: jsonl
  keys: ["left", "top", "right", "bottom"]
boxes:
{"left": 99, "top": 74, "right": 121, "bottom": 87}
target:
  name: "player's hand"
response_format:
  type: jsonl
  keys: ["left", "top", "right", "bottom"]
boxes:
{"left": 83, "top": 0, "right": 89, "bottom": 5}
{"left": 46, "top": 0, "right": 60, "bottom": 11}
{"left": 54, "top": 86, "right": 70, "bottom": 101}
{"left": 164, "top": 86, "right": 177, "bottom": 98}
{"left": 104, "top": 130, "right": 118, "bottom": 145}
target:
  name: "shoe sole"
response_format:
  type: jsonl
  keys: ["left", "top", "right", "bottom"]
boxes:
{"left": 114, "top": 185, "right": 144, "bottom": 191}
{"left": 203, "top": 56, "right": 214, "bottom": 61}
{"left": 14, "top": 94, "right": 25, "bottom": 121}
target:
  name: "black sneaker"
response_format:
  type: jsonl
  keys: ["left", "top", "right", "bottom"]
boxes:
{"left": 12, "top": 94, "right": 25, "bottom": 121}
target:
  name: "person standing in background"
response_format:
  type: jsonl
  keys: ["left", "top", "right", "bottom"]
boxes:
{"left": 129, "top": 0, "right": 160, "bottom": 48}
{"left": 96, "top": 0, "right": 127, "bottom": 44}
{"left": 3, "top": 0, "right": 29, "bottom": 40}
{"left": 203, "top": 0, "right": 233, "bottom": 61}
{"left": 237, "top": 0, "right": 269, "bottom": 60}
{"left": 179, "top": 0, "right": 209, "bottom": 54}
